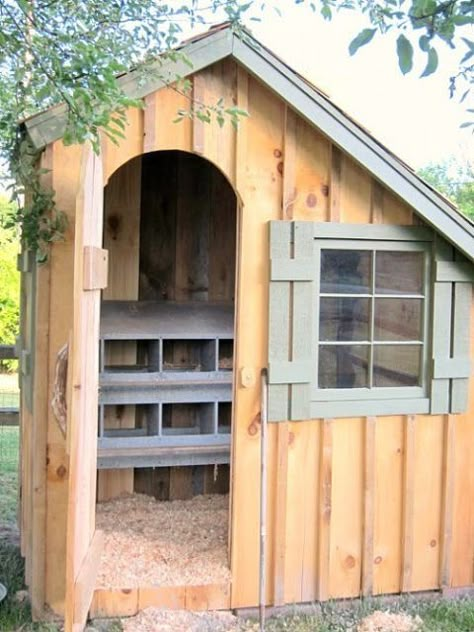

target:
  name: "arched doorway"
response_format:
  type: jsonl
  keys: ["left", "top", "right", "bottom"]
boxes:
{"left": 95, "top": 149, "right": 237, "bottom": 590}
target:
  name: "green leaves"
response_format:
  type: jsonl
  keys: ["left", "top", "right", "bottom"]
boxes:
{"left": 396, "top": 34, "right": 414, "bottom": 74}
{"left": 420, "top": 46, "right": 438, "bottom": 77}
{"left": 349, "top": 28, "right": 377, "bottom": 55}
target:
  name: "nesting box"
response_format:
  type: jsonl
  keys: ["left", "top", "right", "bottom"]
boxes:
{"left": 18, "top": 24, "right": 474, "bottom": 631}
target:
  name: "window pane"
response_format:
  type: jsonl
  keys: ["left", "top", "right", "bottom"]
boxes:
{"left": 374, "top": 298, "right": 423, "bottom": 342}
{"left": 373, "top": 345, "right": 421, "bottom": 387}
{"left": 321, "top": 250, "right": 371, "bottom": 294}
{"left": 375, "top": 252, "right": 424, "bottom": 295}
{"left": 320, "top": 297, "right": 370, "bottom": 341}
{"left": 319, "top": 345, "right": 369, "bottom": 388}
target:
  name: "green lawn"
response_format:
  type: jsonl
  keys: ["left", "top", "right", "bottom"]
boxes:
{"left": 0, "top": 427, "right": 19, "bottom": 524}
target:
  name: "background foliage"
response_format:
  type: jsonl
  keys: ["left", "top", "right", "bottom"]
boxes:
{"left": 418, "top": 156, "right": 474, "bottom": 218}
{"left": 0, "top": 195, "right": 20, "bottom": 372}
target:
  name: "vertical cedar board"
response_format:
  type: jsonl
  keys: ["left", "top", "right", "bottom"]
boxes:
{"left": 102, "top": 107, "right": 143, "bottom": 185}
{"left": 98, "top": 155, "right": 141, "bottom": 501}
{"left": 451, "top": 292, "right": 474, "bottom": 587}
{"left": 230, "top": 74, "right": 283, "bottom": 608}
{"left": 373, "top": 417, "right": 404, "bottom": 595}
{"left": 411, "top": 415, "right": 444, "bottom": 590}
{"left": 64, "top": 144, "right": 103, "bottom": 630}
{"left": 329, "top": 418, "right": 364, "bottom": 598}
{"left": 292, "top": 117, "right": 330, "bottom": 222}
{"left": 191, "top": 59, "right": 237, "bottom": 185}
{"left": 44, "top": 141, "right": 83, "bottom": 614}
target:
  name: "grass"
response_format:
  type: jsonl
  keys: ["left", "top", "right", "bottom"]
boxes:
{"left": 0, "top": 372, "right": 19, "bottom": 409}
{"left": 0, "top": 542, "right": 60, "bottom": 631}
{"left": 0, "top": 427, "right": 20, "bottom": 524}
{"left": 256, "top": 597, "right": 474, "bottom": 631}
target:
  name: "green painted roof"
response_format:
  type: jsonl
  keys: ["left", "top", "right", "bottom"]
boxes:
{"left": 23, "top": 24, "right": 474, "bottom": 263}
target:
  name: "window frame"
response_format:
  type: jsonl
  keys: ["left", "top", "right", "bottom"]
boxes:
{"left": 312, "top": 238, "right": 432, "bottom": 403}
{"left": 308, "top": 227, "right": 434, "bottom": 419}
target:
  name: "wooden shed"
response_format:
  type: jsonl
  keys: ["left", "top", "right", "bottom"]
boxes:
{"left": 18, "top": 23, "right": 474, "bottom": 631}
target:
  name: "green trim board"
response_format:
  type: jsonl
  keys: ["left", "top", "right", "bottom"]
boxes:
{"left": 267, "top": 221, "right": 314, "bottom": 421}
{"left": 310, "top": 398, "right": 431, "bottom": 418}
{"left": 23, "top": 26, "right": 474, "bottom": 265}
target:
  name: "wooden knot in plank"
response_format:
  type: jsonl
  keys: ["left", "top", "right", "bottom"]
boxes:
{"left": 248, "top": 412, "right": 261, "bottom": 436}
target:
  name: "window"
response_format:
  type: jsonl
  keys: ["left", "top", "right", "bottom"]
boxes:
{"left": 315, "top": 242, "right": 430, "bottom": 398}
{"left": 268, "top": 221, "right": 472, "bottom": 421}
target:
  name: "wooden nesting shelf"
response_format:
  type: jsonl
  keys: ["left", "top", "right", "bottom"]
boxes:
{"left": 97, "top": 301, "right": 234, "bottom": 470}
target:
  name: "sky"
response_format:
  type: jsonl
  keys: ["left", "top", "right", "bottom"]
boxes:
{"left": 243, "top": 3, "right": 473, "bottom": 171}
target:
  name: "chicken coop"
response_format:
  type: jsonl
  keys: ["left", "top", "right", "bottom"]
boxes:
{"left": 18, "top": 24, "right": 474, "bottom": 632}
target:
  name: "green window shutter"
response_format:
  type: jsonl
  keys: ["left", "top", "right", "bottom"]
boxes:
{"left": 268, "top": 221, "right": 314, "bottom": 421}
{"left": 431, "top": 238, "right": 473, "bottom": 414}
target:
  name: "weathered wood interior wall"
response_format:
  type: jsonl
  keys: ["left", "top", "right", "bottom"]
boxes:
{"left": 99, "top": 150, "right": 236, "bottom": 501}
{"left": 21, "top": 57, "right": 474, "bottom": 618}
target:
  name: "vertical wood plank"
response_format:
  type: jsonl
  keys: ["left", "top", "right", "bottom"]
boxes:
{"left": 268, "top": 221, "right": 291, "bottom": 421}
{"left": 102, "top": 107, "right": 143, "bottom": 184}
{"left": 362, "top": 416, "right": 376, "bottom": 596}
{"left": 98, "top": 155, "right": 142, "bottom": 500}
{"left": 292, "top": 120, "right": 330, "bottom": 223}
{"left": 329, "top": 146, "right": 341, "bottom": 223}
{"left": 317, "top": 418, "right": 332, "bottom": 601}
{"left": 329, "top": 418, "right": 364, "bottom": 598}
{"left": 192, "top": 73, "right": 205, "bottom": 155}
{"left": 45, "top": 141, "right": 83, "bottom": 614}
{"left": 191, "top": 60, "right": 237, "bottom": 185}
{"left": 282, "top": 106, "right": 297, "bottom": 220}
{"left": 230, "top": 75, "right": 284, "bottom": 608}
{"left": 339, "top": 155, "right": 371, "bottom": 224}
{"left": 29, "top": 147, "right": 52, "bottom": 618}
{"left": 401, "top": 414, "right": 415, "bottom": 592}
{"left": 65, "top": 144, "right": 104, "bottom": 631}
{"left": 373, "top": 417, "right": 404, "bottom": 595}
{"left": 273, "top": 422, "right": 289, "bottom": 605}
{"left": 370, "top": 180, "right": 384, "bottom": 225}
{"left": 143, "top": 93, "right": 156, "bottom": 154}
{"left": 412, "top": 415, "right": 444, "bottom": 590}
{"left": 301, "top": 420, "right": 320, "bottom": 602}
{"left": 440, "top": 414, "right": 455, "bottom": 588}
{"left": 147, "top": 85, "right": 192, "bottom": 152}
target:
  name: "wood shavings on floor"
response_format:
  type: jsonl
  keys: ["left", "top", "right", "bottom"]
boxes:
{"left": 96, "top": 493, "right": 231, "bottom": 588}
{"left": 122, "top": 607, "right": 242, "bottom": 632}
{"left": 357, "top": 611, "right": 423, "bottom": 632}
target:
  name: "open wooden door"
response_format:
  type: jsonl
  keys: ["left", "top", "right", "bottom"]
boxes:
{"left": 65, "top": 144, "right": 108, "bottom": 631}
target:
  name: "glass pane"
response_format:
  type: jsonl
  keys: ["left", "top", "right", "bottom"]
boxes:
{"left": 375, "top": 252, "right": 424, "bottom": 295}
{"left": 321, "top": 250, "right": 372, "bottom": 294}
{"left": 320, "top": 297, "right": 370, "bottom": 342}
{"left": 373, "top": 345, "right": 421, "bottom": 387}
{"left": 374, "top": 298, "right": 423, "bottom": 341}
{"left": 319, "top": 345, "right": 369, "bottom": 389}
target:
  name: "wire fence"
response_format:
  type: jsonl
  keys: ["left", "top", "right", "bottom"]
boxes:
{"left": 0, "top": 345, "right": 20, "bottom": 526}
